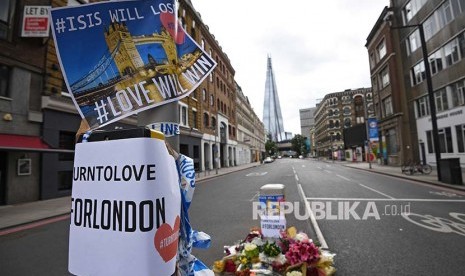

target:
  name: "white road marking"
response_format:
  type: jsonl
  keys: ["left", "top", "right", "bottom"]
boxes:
{"left": 429, "top": 191, "right": 462, "bottom": 198}
{"left": 324, "top": 170, "right": 332, "bottom": 174}
{"left": 298, "top": 184, "right": 329, "bottom": 249}
{"left": 246, "top": 172, "right": 268, "bottom": 176}
{"left": 302, "top": 165, "right": 306, "bottom": 168}
{"left": 293, "top": 166, "right": 329, "bottom": 249}
{"left": 305, "top": 197, "right": 465, "bottom": 202}
{"left": 336, "top": 174, "right": 351, "bottom": 181}
{"left": 317, "top": 167, "right": 322, "bottom": 170}
{"left": 358, "top": 183, "right": 395, "bottom": 199}
{"left": 249, "top": 191, "right": 259, "bottom": 202}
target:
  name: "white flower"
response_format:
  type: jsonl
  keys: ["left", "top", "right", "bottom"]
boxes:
{"left": 286, "top": 271, "right": 303, "bottom": 276}
{"left": 319, "top": 250, "right": 336, "bottom": 264}
{"left": 244, "top": 243, "right": 257, "bottom": 251}
{"left": 251, "top": 237, "right": 264, "bottom": 246}
{"left": 294, "top": 232, "right": 309, "bottom": 243}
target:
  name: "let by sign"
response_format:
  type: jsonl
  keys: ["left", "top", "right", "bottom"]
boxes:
{"left": 22, "top": 6, "right": 51, "bottom": 37}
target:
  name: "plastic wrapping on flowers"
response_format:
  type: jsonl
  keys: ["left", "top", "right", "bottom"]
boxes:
{"left": 212, "top": 227, "right": 336, "bottom": 276}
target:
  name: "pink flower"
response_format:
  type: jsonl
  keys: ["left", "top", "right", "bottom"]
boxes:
{"left": 285, "top": 241, "right": 320, "bottom": 266}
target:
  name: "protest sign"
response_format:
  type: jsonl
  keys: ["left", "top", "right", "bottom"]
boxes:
{"left": 69, "top": 135, "right": 181, "bottom": 275}
{"left": 50, "top": 0, "right": 216, "bottom": 129}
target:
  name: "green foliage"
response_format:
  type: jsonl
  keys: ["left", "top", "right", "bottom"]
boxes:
{"left": 291, "top": 134, "right": 308, "bottom": 156}
{"left": 265, "top": 140, "right": 278, "bottom": 156}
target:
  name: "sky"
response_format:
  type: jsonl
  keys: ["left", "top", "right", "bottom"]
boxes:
{"left": 190, "top": 0, "right": 390, "bottom": 136}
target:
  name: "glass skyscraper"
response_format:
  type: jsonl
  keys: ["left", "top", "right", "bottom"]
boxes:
{"left": 263, "top": 56, "right": 285, "bottom": 142}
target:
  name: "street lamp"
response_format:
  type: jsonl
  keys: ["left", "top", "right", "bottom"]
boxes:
{"left": 386, "top": 12, "right": 442, "bottom": 181}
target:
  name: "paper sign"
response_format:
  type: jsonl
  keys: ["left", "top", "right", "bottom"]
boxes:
{"left": 69, "top": 137, "right": 181, "bottom": 275}
{"left": 148, "top": 122, "right": 180, "bottom": 137}
{"left": 50, "top": 0, "right": 216, "bottom": 129}
{"left": 260, "top": 215, "right": 286, "bottom": 238}
{"left": 22, "top": 6, "right": 50, "bottom": 37}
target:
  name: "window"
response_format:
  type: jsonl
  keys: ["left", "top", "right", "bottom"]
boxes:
{"left": 179, "top": 103, "right": 188, "bottom": 126}
{"left": 429, "top": 50, "right": 444, "bottom": 75}
{"left": 439, "top": 127, "right": 454, "bottom": 153}
{"left": 202, "top": 89, "right": 206, "bottom": 101}
{"left": 210, "top": 94, "right": 214, "bottom": 106}
{"left": 456, "top": 124, "right": 465, "bottom": 152}
{"left": 192, "top": 110, "right": 198, "bottom": 129}
{"left": 459, "top": 32, "right": 465, "bottom": 59}
{"left": 377, "top": 40, "right": 386, "bottom": 61}
{"left": 369, "top": 53, "right": 375, "bottom": 68}
{"left": 0, "top": 0, "right": 14, "bottom": 40}
{"left": 343, "top": 106, "right": 351, "bottom": 115}
{"left": 435, "top": 89, "right": 448, "bottom": 112}
{"left": 411, "top": 61, "right": 425, "bottom": 86}
{"left": 407, "top": 30, "right": 421, "bottom": 54}
{"left": 444, "top": 39, "right": 460, "bottom": 66}
{"left": 386, "top": 129, "right": 398, "bottom": 155}
{"left": 203, "top": 113, "right": 209, "bottom": 127}
{"left": 0, "top": 64, "right": 10, "bottom": 98}
{"left": 402, "top": 0, "right": 427, "bottom": 23}
{"left": 417, "top": 96, "right": 430, "bottom": 117}
{"left": 383, "top": 97, "right": 393, "bottom": 116}
{"left": 201, "top": 39, "right": 205, "bottom": 49}
{"left": 380, "top": 66, "right": 390, "bottom": 88}
{"left": 455, "top": 80, "right": 465, "bottom": 106}
{"left": 427, "top": 128, "right": 453, "bottom": 153}
{"left": 211, "top": 117, "right": 216, "bottom": 128}
{"left": 344, "top": 118, "right": 351, "bottom": 128}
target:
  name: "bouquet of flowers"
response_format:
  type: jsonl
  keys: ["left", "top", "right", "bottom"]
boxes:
{"left": 212, "top": 227, "right": 336, "bottom": 276}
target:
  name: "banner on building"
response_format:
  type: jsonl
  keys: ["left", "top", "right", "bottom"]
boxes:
{"left": 368, "top": 118, "right": 379, "bottom": 141}
{"left": 69, "top": 136, "right": 181, "bottom": 275}
{"left": 50, "top": 0, "right": 216, "bottom": 129}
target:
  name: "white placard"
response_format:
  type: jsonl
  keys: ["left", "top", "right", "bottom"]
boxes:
{"left": 260, "top": 215, "right": 286, "bottom": 238}
{"left": 69, "top": 137, "right": 181, "bottom": 276}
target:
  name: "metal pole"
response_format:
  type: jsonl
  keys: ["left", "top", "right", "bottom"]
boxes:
{"left": 388, "top": 18, "right": 442, "bottom": 181}
{"left": 331, "top": 136, "right": 334, "bottom": 163}
{"left": 138, "top": 103, "right": 180, "bottom": 153}
{"left": 214, "top": 125, "right": 218, "bottom": 174}
{"left": 364, "top": 90, "right": 372, "bottom": 169}
{"left": 418, "top": 24, "right": 441, "bottom": 181}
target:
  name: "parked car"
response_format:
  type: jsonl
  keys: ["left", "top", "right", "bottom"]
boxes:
{"left": 264, "top": 157, "right": 273, "bottom": 163}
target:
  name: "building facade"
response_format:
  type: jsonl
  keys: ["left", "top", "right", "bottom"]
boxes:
{"left": 388, "top": 0, "right": 465, "bottom": 167}
{"left": 366, "top": 6, "right": 417, "bottom": 166}
{"left": 314, "top": 88, "right": 374, "bottom": 160}
{"left": 299, "top": 107, "right": 316, "bottom": 156}
{"left": 235, "top": 82, "right": 266, "bottom": 164}
{"left": 179, "top": 0, "right": 239, "bottom": 171}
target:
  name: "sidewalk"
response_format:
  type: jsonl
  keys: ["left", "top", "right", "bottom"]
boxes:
{"left": 324, "top": 159, "right": 465, "bottom": 191}
{"left": 0, "top": 162, "right": 261, "bottom": 231}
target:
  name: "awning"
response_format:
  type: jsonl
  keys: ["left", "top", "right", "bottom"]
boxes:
{"left": 0, "top": 134, "right": 74, "bottom": 153}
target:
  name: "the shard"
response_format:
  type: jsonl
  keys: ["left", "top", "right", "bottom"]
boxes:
{"left": 263, "top": 55, "right": 285, "bottom": 142}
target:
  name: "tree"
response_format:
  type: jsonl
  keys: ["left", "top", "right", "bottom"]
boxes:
{"left": 265, "top": 140, "right": 278, "bottom": 157}
{"left": 291, "top": 134, "right": 308, "bottom": 156}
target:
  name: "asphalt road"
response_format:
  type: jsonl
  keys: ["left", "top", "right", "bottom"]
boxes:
{"left": 1, "top": 158, "right": 464, "bottom": 275}
{"left": 293, "top": 158, "right": 465, "bottom": 275}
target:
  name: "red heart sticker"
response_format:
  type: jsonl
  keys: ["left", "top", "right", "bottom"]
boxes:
{"left": 160, "top": 12, "right": 185, "bottom": 44}
{"left": 154, "top": 215, "right": 180, "bottom": 262}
